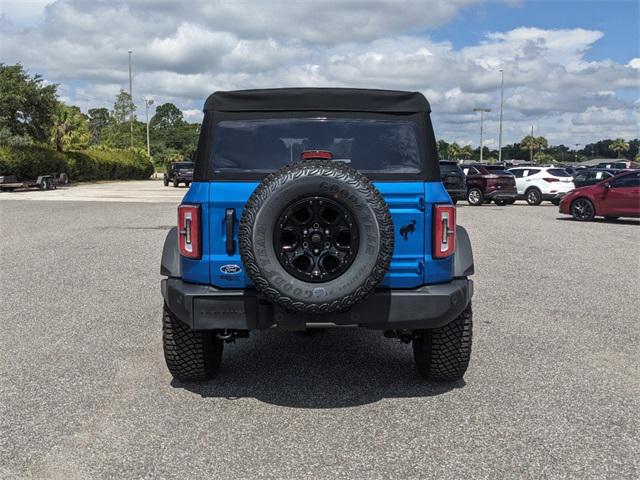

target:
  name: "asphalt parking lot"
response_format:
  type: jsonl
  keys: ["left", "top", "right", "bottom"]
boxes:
{"left": 1, "top": 181, "right": 639, "bottom": 479}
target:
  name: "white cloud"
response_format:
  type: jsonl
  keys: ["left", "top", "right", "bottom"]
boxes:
{"left": 0, "top": 0, "right": 638, "bottom": 145}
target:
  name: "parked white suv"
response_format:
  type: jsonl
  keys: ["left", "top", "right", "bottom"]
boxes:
{"left": 508, "top": 167, "right": 575, "bottom": 205}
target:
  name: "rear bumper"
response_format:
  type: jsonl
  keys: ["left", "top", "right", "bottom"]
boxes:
{"left": 161, "top": 278, "right": 473, "bottom": 331}
{"left": 485, "top": 189, "right": 517, "bottom": 201}
{"left": 542, "top": 192, "right": 567, "bottom": 201}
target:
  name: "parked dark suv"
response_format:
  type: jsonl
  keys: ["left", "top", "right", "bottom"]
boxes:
{"left": 439, "top": 161, "right": 466, "bottom": 203}
{"left": 573, "top": 169, "right": 619, "bottom": 188}
{"left": 161, "top": 88, "right": 475, "bottom": 383}
{"left": 163, "top": 161, "right": 194, "bottom": 187}
{"left": 461, "top": 164, "right": 517, "bottom": 205}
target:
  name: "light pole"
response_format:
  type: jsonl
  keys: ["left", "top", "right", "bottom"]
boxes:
{"left": 529, "top": 125, "right": 534, "bottom": 163}
{"left": 145, "top": 98, "right": 154, "bottom": 157}
{"left": 473, "top": 108, "right": 491, "bottom": 163}
{"left": 128, "top": 49, "right": 133, "bottom": 148}
{"left": 574, "top": 143, "right": 580, "bottom": 162}
{"left": 498, "top": 69, "right": 504, "bottom": 164}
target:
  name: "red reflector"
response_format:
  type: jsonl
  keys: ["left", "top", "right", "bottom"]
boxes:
{"left": 178, "top": 204, "right": 201, "bottom": 259}
{"left": 543, "top": 177, "right": 559, "bottom": 183}
{"left": 433, "top": 205, "right": 456, "bottom": 259}
{"left": 301, "top": 150, "right": 333, "bottom": 160}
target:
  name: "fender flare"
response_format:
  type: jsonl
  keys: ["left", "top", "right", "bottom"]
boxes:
{"left": 161, "top": 227, "right": 181, "bottom": 277}
{"left": 454, "top": 225, "right": 474, "bottom": 277}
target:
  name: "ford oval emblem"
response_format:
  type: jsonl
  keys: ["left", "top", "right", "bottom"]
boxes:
{"left": 220, "top": 264, "right": 242, "bottom": 275}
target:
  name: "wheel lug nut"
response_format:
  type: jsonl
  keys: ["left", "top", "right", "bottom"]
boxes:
{"left": 313, "top": 223, "right": 319, "bottom": 229}
{"left": 324, "top": 242, "right": 330, "bottom": 248}
{"left": 325, "top": 229, "right": 330, "bottom": 235}
{"left": 314, "top": 249, "right": 319, "bottom": 255}
{"left": 303, "top": 242, "right": 309, "bottom": 248}
{"left": 303, "top": 229, "right": 308, "bottom": 235}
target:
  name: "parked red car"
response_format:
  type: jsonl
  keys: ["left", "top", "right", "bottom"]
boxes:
{"left": 559, "top": 171, "right": 640, "bottom": 221}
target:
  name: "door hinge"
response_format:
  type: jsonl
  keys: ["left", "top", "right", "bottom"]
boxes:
{"left": 418, "top": 196, "right": 426, "bottom": 212}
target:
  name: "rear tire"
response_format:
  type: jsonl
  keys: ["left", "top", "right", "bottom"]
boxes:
{"left": 185, "top": 182, "right": 191, "bottom": 187}
{"left": 163, "top": 176, "right": 169, "bottom": 186}
{"left": 173, "top": 178, "right": 179, "bottom": 188}
{"left": 467, "top": 188, "right": 483, "bottom": 206}
{"left": 525, "top": 188, "right": 542, "bottom": 206}
{"left": 413, "top": 304, "right": 473, "bottom": 381}
{"left": 162, "top": 305, "right": 223, "bottom": 381}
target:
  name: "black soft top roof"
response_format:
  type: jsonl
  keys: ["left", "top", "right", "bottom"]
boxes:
{"left": 204, "top": 88, "right": 430, "bottom": 113}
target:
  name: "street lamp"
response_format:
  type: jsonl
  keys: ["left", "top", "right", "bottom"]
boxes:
{"left": 145, "top": 98, "right": 154, "bottom": 157}
{"left": 498, "top": 69, "right": 504, "bottom": 164}
{"left": 128, "top": 49, "right": 133, "bottom": 148}
{"left": 473, "top": 108, "right": 491, "bottom": 163}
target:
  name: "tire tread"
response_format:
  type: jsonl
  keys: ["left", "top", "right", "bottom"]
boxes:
{"left": 413, "top": 304, "right": 473, "bottom": 381}
{"left": 162, "top": 306, "right": 222, "bottom": 381}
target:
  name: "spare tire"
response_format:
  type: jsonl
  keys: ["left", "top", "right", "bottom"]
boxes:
{"left": 239, "top": 159, "right": 394, "bottom": 314}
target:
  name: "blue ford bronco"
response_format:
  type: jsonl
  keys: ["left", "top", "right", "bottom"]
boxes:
{"left": 161, "top": 88, "right": 474, "bottom": 382}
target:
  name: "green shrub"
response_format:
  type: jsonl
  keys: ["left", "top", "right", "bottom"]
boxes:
{"left": 0, "top": 145, "right": 153, "bottom": 181}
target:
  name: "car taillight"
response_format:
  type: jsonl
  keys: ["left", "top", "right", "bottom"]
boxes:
{"left": 178, "top": 204, "right": 201, "bottom": 259}
{"left": 301, "top": 150, "right": 333, "bottom": 160}
{"left": 543, "top": 177, "right": 559, "bottom": 183}
{"left": 433, "top": 205, "right": 456, "bottom": 259}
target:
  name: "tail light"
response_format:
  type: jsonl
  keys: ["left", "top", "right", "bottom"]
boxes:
{"left": 301, "top": 150, "right": 333, "bottom": 160}
{"left": 543, "top": 177, "right": 559, "bottom": 183}
{"left": 433, "top": 205, "right": 456, "bottom": 258}
{"left": 178, "top": 204, "right": 201, "bottom": 259}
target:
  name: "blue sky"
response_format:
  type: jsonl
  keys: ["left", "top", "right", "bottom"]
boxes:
{"left": 431, "top": 1, "right": 639, "bottom": 63}
{"left": 1, "top": 0, "right": 638, "bottom": 146}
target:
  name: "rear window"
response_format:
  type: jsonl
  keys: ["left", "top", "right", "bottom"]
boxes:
{"left": 440, "top": 163, "right": 463, "bottom": 174}
{"left": 547, "top": 168, "right": 571, "bottom": 177}
{"left": 211, "top": 118, "right": 423, "bottom": 174}
{"left": 174, "top": 162, "right": 194, "bottom": 169}
{"left": 485, "top": 165, "right": 512, "bottom": 175}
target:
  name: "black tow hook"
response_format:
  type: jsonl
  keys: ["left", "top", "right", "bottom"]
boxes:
{"left": 383, "top": 329, "right": 415, "bottom": 344}
{"left": 216, "top": 330, "right": 249, "bottom": 343}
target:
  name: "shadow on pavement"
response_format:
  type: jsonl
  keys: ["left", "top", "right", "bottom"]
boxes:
{"left": 171, "top": 329, "right": 463, "bottom": 408}
{"left": 556, "top": 216, "right": 640, "bottom": 226}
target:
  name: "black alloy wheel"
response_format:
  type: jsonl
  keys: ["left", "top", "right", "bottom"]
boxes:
{"left": 570, "top": 198, "right": 595, "bottom": 221}
{"left": 274, "top": 197, "right": 359, "bottom": 283}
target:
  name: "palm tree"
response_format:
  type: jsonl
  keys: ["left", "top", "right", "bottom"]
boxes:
{"left": 609, "top": 139, "right": 630, "bottom": 158}
{"left": 51, "top": 104, "right": 89, "bottom": 152}
{"left": 459, "top": 145, "right": 473, "bottom": 160}
{"left": 520, "top": 135, "right": 548, "bottom": 162}
{"left": 448, "top": 142, "right": 462, "bottom": 160}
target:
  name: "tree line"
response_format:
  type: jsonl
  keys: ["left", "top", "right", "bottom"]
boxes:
{"left": 1, "top": 64, "right": 198, "bottom": 168}
{"left": 2, "top": 63, "right": 638, "bottom": 168}
{"left": 438, "top": 137, "right": 638, "bottom": 164}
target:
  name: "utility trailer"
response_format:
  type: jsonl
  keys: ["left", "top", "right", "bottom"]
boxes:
{"left": 0, "top": 173, "right": 68, "bottom": 192}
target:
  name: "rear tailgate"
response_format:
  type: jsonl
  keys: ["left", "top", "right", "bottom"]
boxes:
{"left": 207, "top": 181, "right": 449, "bottom": 289}
{"left": 491, "top": 174, "right": 517, "bottom": 192}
